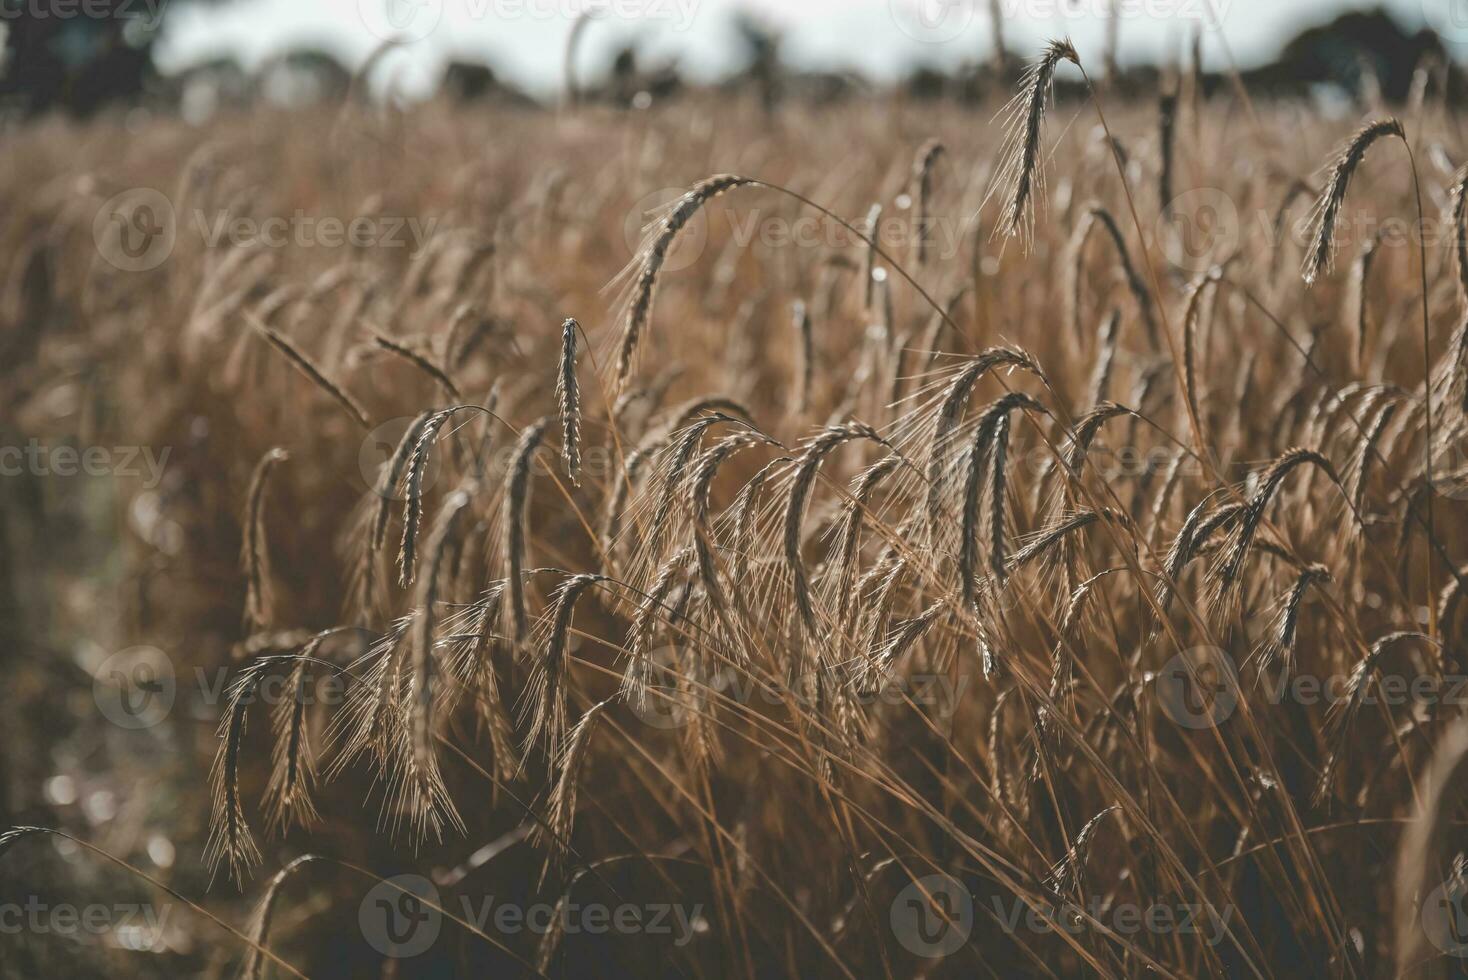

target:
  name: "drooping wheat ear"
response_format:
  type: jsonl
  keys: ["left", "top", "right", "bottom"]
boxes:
{"left": 873, "top": 601, "right": 947, "bottom": 686}
{"left": 1432, "top": 312, "right": 1468, "bottom": 425}
{"left": 691, "top": 431, "right": 773, "bottom": 646}
{"left": 410, "top": 488, "right": 470, "bottom": 796}
{"left": 1318, "top": 631, "right": 1434, "bottom": 805}
{"left": 646, "top": 413, "right": 733, "bottom": 563}
{"left": 263, "top": 637, "right": 327, "bottom": 835}
{"left": 863, "top": 202, "right": 883, "bottom": 310}
{"left": 556, "top": 317, "right": 582, "bottom": 485}
{"left": 1086, "top": 309, "right": 1120, "bottom": 410}
{"left": 987, "top": 412, "right": 1014, "bottom": 583}
{"left": 1154, "top": 498, "right": 1241, "bottom": 626}
{"left": 1158, "top": 88, "right": 1178, "bottom": 214}
{"left": 1211, "top": 448, "right": 1343, "bottom": 621}
{"left": 0, "top": 826, "right": 45, "bottom": 862}
{"left": 398, "top": 409, "right": 454, "bottom": 589}
{"left": 454, "top": 581, "right": 518, "bottom": 783}
{"left": 1038, "top": 569, "right": 1109, "bottom": 744}
{"left": 1102, "top": 0, "right": 1120, "bottom": 79}
{"left": 616, "top": 174, "right": 753, "bottom": 390}
{"left": 861, "top": 553, "right": 907, "bottom": 660}
{"left": 918, "top": 284, "right": 971, "bottom": 367}
{"left": 1045, "top": 804, "right": 1120, "bottom": 897}
{"left": 1352, "top": 400, "right": 1398, "bottom": 516}
{"left": 248, "top": 315, "right": 369, "bottom": 428}
{"left": 1064, "top": 212, "right": 1096, "bottom": 341}
{"left": 524, "top": 573, "right": 605, "bottom": 770}
{"left": 1440, "top": 570, "right": 1467, "bottom": 639}
{"left": 242, "top": 447, "right": 288, "bottom": 631}
{"left": 989, "top": 688, "right": 1019, "bottom": 808}
{"left": 602, "top": 441, "right": 654, "bottom": 557}
{"left": 370, "top": 330, "right": 461, "bottom": 401}
{"left": 563, "top": 8, "right": 595, "bottom": 106}
{"left": 325, "top": 617, "right": 408, "bottom": 775}
{"left": 992, "top": 38, "right": 1081, "bottom": 245}
{"left": 624, "top": 546, "right": 691, "bottom": 705}
{"left": 731, "top": 456, "right": 784, "bottom": 590}
{"left": 1395, "top": 717, "right": 1468, "bottom": 973}
{"left": 1347, "top": 231, "right": 1384, "bottom": 372}
{"left": 1301, "top": 118, "right": 1406, "bottom": 285}
{"left": 834, "top": 453, "right": 902, "bottom": 635}
{"left": 666, "top": 395, "right": 756, "bottom": 434}
{"left": 1254, "top": 563, "right": 1331, "bottom": 676}
{"left": 886, "top": 329, "right": 914, "bottom": 425}
{"left": 785, "top": 422, "right": 885, "bottom": 637}
{"left": 1452, "top": 164, "right": 1468, "bottom": 304}
{"left": 1007, "top": 509, "right": 1127, "bottom": 574}
{"left": 926, "top": 346, "right": 1044, "bottom": 536}
{"left": 449, "top": 307, "right": 499, "bottom": 371}
{"left": 1181, "top": 268, "right": 1220, "bottom": 440}
{"left": 205, "top": 658, "right": 276, "bottom": 888}
{"left": 239, "top": 855, "right": 320, "bottom": 980}
{"left": 1086, "top": 205, "right": 1160, "bottom": 349}
{"left": 959, "top": 393, "right": 1048, "bottom": 607}
{"left": 504, "top": 417, "right": 551, "bottom": 649}
{"left": 1066, "top": 401, "right": 1134, "bottom": 475}
{"left": 986, "top": 0, "right": 1009, "bottom": 74}
{"left": 534, "top": 698, "right": 609, "bottom": 879}
{"left": 912, "top": 139, "right": 946, "bottom": 266}
{"left": 791, "top": 300, "right": 813, "bottom": 416}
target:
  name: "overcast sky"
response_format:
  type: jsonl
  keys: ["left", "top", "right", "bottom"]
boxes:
{"left": 156, "top": 0, "right": 1460, "bottom": 98}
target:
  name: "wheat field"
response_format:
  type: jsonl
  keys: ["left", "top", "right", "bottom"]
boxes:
{"left": 3, "top": 41, "right": 1468, "bottom": 978}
